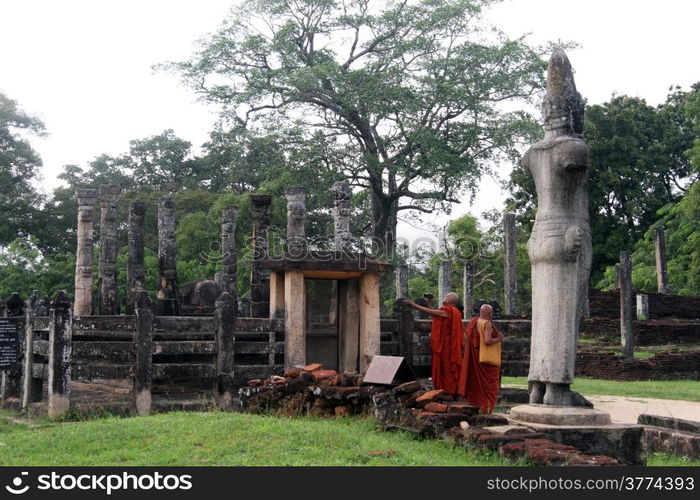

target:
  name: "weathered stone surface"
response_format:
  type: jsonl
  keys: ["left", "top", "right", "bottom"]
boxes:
{"left": 438, "top": 260, "right": 450, "bottom": 303}
{"left": 98, "top": 184, "right": 122, "bottom": 315}
{"left": 284, "top": 187, "right": 307, "bottom": 257}
{"left": 48, "top": 291, "right": 72, "bottom": 418}
{"left": 524, "top": 50, "right": 591, "bottom": 406}
{"left": 463, "top": 263, "right": 474, "bottom": 319}
{"left": 638, "top": 414, "right": 700, "bottom": 434}
{"left": 654, "top": 227, "right": 670, "bottom": 294}
{"left": 74, "top": 189, "right": 98, "bottom": 316}
{"left": 249, "top": 196, "right": 270, "bottom": 318}
{"left": 642, "top": 426, "right": 700, "bottom": 459}
{"left": 332, "top": 182, "right": 352, "bottom": 251}
{"left": 133, "top": 291, "right": 153, "bottom": 415}
{"left": 217, "top": 205, "right": 238, "bottom": 299}
{"left": 192, "top": 280, "right": 222, "bottom": 307}
{"left": 392, "top": 380, "right": 422, "bottom": 394}
{"left": 509, "top": 405, "right": 611, "bottom": 425}
{"left": 126, "top": 201, "right": 146, "bottom": 315}
{"left": 156, "top": 197, "right": 180, "bottom": 315}
{"left": 619, "top": 251, "right": 633, "bottom": 358}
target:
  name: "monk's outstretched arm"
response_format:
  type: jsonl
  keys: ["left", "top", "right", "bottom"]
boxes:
{"left": 483, "top": 321, "right": 504, "bottom": 345}
{"left": 404, "top": 299, "right": 449, "bottom": 317}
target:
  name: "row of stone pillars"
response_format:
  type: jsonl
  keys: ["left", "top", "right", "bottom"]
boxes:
{"left": 72, "top": 186, "right": 275, "bottom": 318}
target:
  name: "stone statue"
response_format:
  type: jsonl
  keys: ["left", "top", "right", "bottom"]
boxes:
{"left": 522, "top": 49, "right": 592, "bottom": 406}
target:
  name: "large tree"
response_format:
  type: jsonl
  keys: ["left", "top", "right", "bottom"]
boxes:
{"left": 166, "top": 0, "right": 549, "bottom": 252}
{"left": 0, "top": 92, "right": 46, "bottom": 245}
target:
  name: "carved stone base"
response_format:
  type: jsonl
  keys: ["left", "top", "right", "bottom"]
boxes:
{"left": 510, "top": 404, "right": 611, "bottom": 425}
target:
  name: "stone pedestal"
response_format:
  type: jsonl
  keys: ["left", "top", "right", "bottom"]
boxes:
{"left": 509, "top": 405, "right": 644, "bottom": 465}
{"left": 510, "top": 404, "right": 611, "bottom": 426}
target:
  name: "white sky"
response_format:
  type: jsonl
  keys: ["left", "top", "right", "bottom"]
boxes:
{"left": 1, "top": 0, "right": 699, "bottom": 248}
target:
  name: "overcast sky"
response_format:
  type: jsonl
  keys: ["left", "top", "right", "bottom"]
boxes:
{"left": 1, "top": 0, "right": 698, "bottom": 247}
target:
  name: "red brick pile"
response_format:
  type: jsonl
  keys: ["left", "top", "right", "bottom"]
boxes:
{"left": 239, "top": 363, "right": 383, "bottom": 417}
{"left": 372, "top": 385, "right": 621, "bottom": 466}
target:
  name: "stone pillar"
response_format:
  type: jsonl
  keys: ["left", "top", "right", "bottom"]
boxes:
{"left": 636, "top": 293, "right": 649, "bottom": 321}
{"left": 395, "top": 264, "right": 409, "bottom": 299}
{"left": 504, "top": 212, "right": 517, "bottom": 315}
{"left": 133, "top": 291, "right": 153, "bottom": 415}
{"left": 614, "top": 263, "right": 621, "bottom": 289}
{"left": 0, "top": 293, "right": 24, "bottom": 400}
{"left": 654, "top": 227, "right": 670, "bottom": 294}
{"left": 338, "top": 278, "right": 360, "bottom": 373}
{"left": 284, "top": 187, "right": 307, "bottom": 257}
{"left": 269, "top": 271, "right": 285, "bottom": 319}
{"left": 463, "top": 263, "right": 474, "bottom": 319}
{"left": 217, "top": 205, "right": 238, "bottom": 297}
{"left": 156, "top": 196, "right": 180, "bottom": 316}
{"left": 250, "top": 195, "right": 271, "bottom": 318}
{"left": 332, "top": 182, "right": 352, "bottom": 250}
{"left": 74, "top": 188, "right": 98, "bottom": 316}
{"left": 215, "top": 292, "right": 237, "bottom": 408}
{"left": 359, "top": 273, "right": 381, "bottom": 373}
{"left": 438, "top": 259, "right": 451, "bottom": 303}
{"left": 48, "top": 291, "right": 72, "bottom": 418}
{"left": 126, "top": 201, "right": 146, "bottom": 315}
{"left": 395, "top": 298, "right": 414, "bottom": 368}
{"left": 21, "top": 291, "right": 47, "bottom": 410}
{"left": 97, "top": 184, "right": 122, "bottom": 315}
{"left": 284, "top": 271, "right": 306, "bottom": 371}
{"left": 619, "top": 251, "right": 634, "bottom": 358}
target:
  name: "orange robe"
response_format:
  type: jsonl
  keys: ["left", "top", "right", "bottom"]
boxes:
{"left": 457, "top": 316, "right": 501, "bottom": 413}
{"left": 429, "top": 305, "right": 464, "bottom": 394}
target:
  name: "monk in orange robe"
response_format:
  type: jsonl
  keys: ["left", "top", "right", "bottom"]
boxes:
{"left": 458, "top": 304, "right": 504, "bottom": 413}
{"left": 405, "top": 292, "right": 464, "bottom": 394}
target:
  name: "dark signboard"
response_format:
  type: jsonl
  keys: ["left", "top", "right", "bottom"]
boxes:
{"left": 0, "top": 317, "right": 21, "bottom": 372}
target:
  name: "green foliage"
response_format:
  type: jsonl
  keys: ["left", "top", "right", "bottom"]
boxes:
{"left": 508, "top": 85, "right": 700, "bottom": 283}
{"left": 166, "top": 0, "right": 553, "bottom": 247}
{"left": 597, "top": 182, "right": 700, "bottom": 295}
{"left": 0, "top": 92, "right": 46, "bottom": 245}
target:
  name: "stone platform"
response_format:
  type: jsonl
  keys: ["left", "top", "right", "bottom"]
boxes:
{"left": 510, "top": 404, "right": 611, "bottom": 425}
{"left": 509, "top": 405, "right": 644, "bottom": 465}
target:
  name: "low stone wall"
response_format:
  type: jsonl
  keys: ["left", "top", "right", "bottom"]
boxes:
{"left": 588, "top": 289, "right": 700, "bottom": 321}
{"left": 576, "top": 351, "right": 700, "bottom": 381}
{"left": 639, "top": 415, "right": 700, "bottom": 459}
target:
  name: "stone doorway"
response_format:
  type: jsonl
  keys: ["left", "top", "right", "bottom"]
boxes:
{"left": 305, "top": 279, "right": 339, "bottom": 370}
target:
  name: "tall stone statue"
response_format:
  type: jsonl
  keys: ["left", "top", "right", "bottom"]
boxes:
{"left": 522, "top": 49, "right": 592, "bottom": 406}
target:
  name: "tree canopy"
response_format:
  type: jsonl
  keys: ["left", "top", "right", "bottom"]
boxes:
{"left": 166, "top": 0, "right": 550, "bottom": 252}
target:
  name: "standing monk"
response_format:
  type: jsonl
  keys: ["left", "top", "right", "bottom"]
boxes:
{"left": 405, "top": 292, "right": 463, "bottom": 394}
{"left": 458, "top": 304, "right": 504, "bottom": 413}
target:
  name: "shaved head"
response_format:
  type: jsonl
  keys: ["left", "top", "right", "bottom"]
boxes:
{"left": 443, "top": 292, "right": 458, "bottom": 305}
{"left": 480, "top": 303, "right": 493, "bottom": 319}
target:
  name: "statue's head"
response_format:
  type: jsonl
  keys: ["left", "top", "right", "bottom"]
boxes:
{"left": 542, "top": 49, "right": 585, "bottom": 135}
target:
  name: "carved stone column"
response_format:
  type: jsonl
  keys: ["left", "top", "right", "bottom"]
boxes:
{"left": 284, "top": 187, "right": 308, "bottom": 257}
{"left": 156, "top": 196, "right": 180, "bottom": 316}
{"left": 250, "top": 195, "right": 271, "bottom": 318}
{"left": 126, "top": 201, "right": 146, "bottom": 315}
{"left": 218, "top": 205, "right": 239, "bottom": 298}
{"left": 98, "top": 184, "right": 122, "bottom": 315}
{"left": 74, "top": 189, "right": 98, "bottom": 316}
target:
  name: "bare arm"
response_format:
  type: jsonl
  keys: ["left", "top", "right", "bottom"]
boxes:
{"left": 483, "top": 321, "right": 504, "bottom": 345}
{"left": 404, "top": 299, "right": 448, "bottom": 318}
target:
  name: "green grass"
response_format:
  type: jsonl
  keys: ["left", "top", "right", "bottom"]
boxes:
{"left": 647, "top": 452, "right": 700, "bottom": 467}
{"left": 501, "top": 377, "right": 700, "bottom": 402}
{"left": 0, "top": 412, "right": 515, "bottom": 466}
